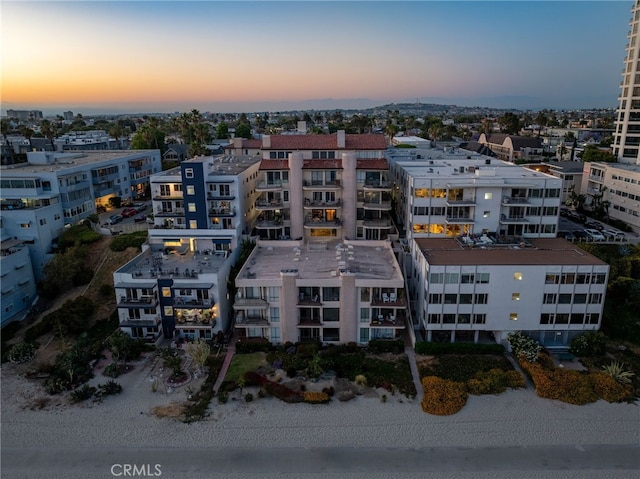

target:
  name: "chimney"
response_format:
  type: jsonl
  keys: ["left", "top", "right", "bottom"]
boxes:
{"left": 233, "top": 137, "right": 243, "bottom": 148}
{"left": 262, "top": 135, "right": 271, "bottom": 148}
{"left": 337, "top": 130, "right": 346, "bottom": 149}
{"left": 297, "top": 121, "right": 307, "bottom": 134}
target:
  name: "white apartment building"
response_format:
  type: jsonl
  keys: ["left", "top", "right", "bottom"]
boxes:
{"left": 388, "top": 150, "right": 563, "bottom": 241}
{"left": 412, "top": 237, "right": 609, "bottom": 347}
{"left": 580, "top": 161, "right": 640, "bottom": 232}
{"left": 234, "top": 239, "right": 406, "bottom": 345}
{"left": 613, "top": 0, "right": 640, "bottom": 165}
{"left": 1, "top": 236, "right": 37, "bottom": 327}
{"left": 115, "top": 155, "right": 261, "bottom": 342}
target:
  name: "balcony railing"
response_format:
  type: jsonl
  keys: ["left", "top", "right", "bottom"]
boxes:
{"left": 119, "top": 315, "right": 161, "bottom": 328}
{"left": 500, "top": 215, "right": 529, "bottom": 223}
{"left": 303, "top": 198, "right": 341, "bottom": 208}
{"left": 235, "top": 311, "right": 269, "bottom": 326}
{"left": 304, "top": 217, "right": 342, "bottom": 227}
{"left": 256, "top": 180, "right": 283, "bottom": 190}
{"left": 445, "top": 216, "right": 474, "bottom": 223}
{"left": 362, "top": 200, "right": 391, "bottom": 210}
{"left": 233, "top": 297, "right": 269, "bottom": 309}
{"left": 119, "top": 296, "right": 157, "bottom": 306}
{"left": 303, "top": 180, "right": 341, "bottom": 189}
{"left": 298, "top": 317, "right": 322, "bottom": 326}
{"left": 255, "top": 199, "right": 283, "bottom": 209}
{"left": 501, "top": 196, "right": 530, "bottom": 205}
{"left": 209, "top": 207, "right": 236, "bottom": 216}
{"left": 363, "top": 180, "right": 391, "bottom": 189}
{"left": 174, "top": 297, "right": 214, "bottom": 308}
{"left": 156, "top": 209, "right": 185, "bottom": 217}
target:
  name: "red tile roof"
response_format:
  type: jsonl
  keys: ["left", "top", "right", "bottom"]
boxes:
{"left": 266, "top": 133, "right": 387, "bottom": 150}
{"left": 259, "top": 158, "right": 389, "bottom": 170}
{"left": 259, "top": 160, "right": 289, "bottom": 170}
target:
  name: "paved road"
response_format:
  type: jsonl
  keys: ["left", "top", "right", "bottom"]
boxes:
{"left": 2, "top": 444, "right": 638, "bottom": 478}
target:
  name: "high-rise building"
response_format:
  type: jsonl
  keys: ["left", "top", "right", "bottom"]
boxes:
{"left": 613, "top": 0, "right": 640, "bottom": 165}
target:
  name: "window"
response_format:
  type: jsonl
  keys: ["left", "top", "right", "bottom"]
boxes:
{"left": 188, "top": 203, "right": 196, "bottom": 212}
{"left": 270, "top": 327, "right": 280, "bottom": 343}
{"left": 474, "top": 293, "right": 488, "bottom": 304}
{"left": 512, "top": 293, "right": 520, "bottom": 301}
{"left": 445, "top": 273, "right": 459, "bottom": 284}
{"left": 185, "top": 168, "right": 194, "bottom": 178}
{"left": 360, "top": 308, "right": 370, "bottom": 322}
{"left": 561, "top": 273, "right": 575, "bottom": 284}
{"left": 540, "top": 313, "right": 554, "bottom": 324}
{"left": 186, "top": 185, "right": 195, "bottom": 195}
{"left": 322, "top": 287, "right": 340, "bottom": 302}
{"left": 545, "top": 274, "right": 559, "bottom": 284}
{"left": 473, "top": 314, "right": 486, "bottom": 324}
{"left": 268, "top": 287, "right": 279, "bottom": 302}
{"left": 458, "top": 314, "right": 471, "bottom": 324}
{"left": 39, "top": 218, "right": 46, "bottom": 226}
{"left": 591, "top": 273, "right": 606, "bottom": 284}
{"left": 461, "top": 273, "right": 474, "bottom": 284}
{"left": 570, "top": 314, "right": 584, "bottom": 324}
{"left": 509, "top": 313, "right": 518, "bottom": 321}
{"left": 323, "top": 328, "right": 340, "bottom": 342}
{"left": 359, "top": 328, "right": 370, "bottom": 343}
{"left": 162, "top": 287, "right": 171, "bottom": 297}
{"left": 513, "top": 272, "right": 523, "bottom": 281}
{"left": 444, "top": 294, "right": 457, "bottom": 304}
{"left": 543, "top": 293, "right": 557, "bottom": 304}
{"left": 483, "top": 211, "right": 490, "bottom": 218}
{"left": 164, "top": 306, "right": 173, "bottom": 316}
{"left": 270, "top": 307, "right": 280, "bottom": 322}
{"left": 576, "top": 274, "right": 589, "bottom": 284}
{"left": 476, "top": 273, "right": 490, "bottom": 284}
{"left": 558, "top": 294, "right": 572, "bottom": 304}
{"left": 360, "top": 287, "right": 370, "bottom": 302}
{"left": 20, "top": 223, "right": 31, "bottom": 228}
{"left": 323, "top": 308, "right": 340, "bottom": 322}
{"left": 189, "top": 220, "right": 197, "bottom": 229}
{"left": 459, "top": 294, "right": 473, "bottom": 304}
{"left": 484, "top": 192, "right": 493, "bottom": 200}
{"left": 429, "top": 294, "right": 442, "bottom": 304}
{"left": 430, "top": 273, "right": 444, "bottom": 283}
{"left": 586, "top": 313, "right": 600, "bottom": 324}
{"left": 555, "top": 314, "right": 569, "bottom": 324}
{"left": 589, "top": 293, "right": 603, "bottom": 304}
{"left": 574, "top": 294, "right": 587, "bottom": 304}
{"left": 443, "top": 314, "right": 456, "bottom": 324}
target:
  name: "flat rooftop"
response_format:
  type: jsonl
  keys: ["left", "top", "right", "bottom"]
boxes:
{"left": 239, "top": 240, "right": 403, "bottom": 281}
{"left": 415, "top": 238, "right": 607, "bottom": 267}
{"left": 151, "top": 154, "right": 261, "bottom": 180}
{"left": 0, "top": 150, "right": 158, "bottom": 175}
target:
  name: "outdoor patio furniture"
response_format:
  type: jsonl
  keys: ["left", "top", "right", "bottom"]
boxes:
{"left": 390, "top": 292, "right": 397, "bottom": 302}
{"left": 383, "top": 293, "right": 389, "bottom": 302}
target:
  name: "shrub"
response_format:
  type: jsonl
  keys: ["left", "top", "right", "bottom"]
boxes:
{"left": 415, "top": 342, "right": 505, "bottom": 355}
{"left": 520, "top": 360, "right": 598, "bottom": 405}
{"left": 322, "top": 386, "right": 335, "bottom": 397}
{"left": 262, "top": 380, "right": 303, "bottom": 403}
{"left": 368, "top": 339, "right": 404, "bottom": 354}
{"left": 8, "top": 342, "right": 37, "bottom": 364}
{"left": 243, "top": 371, "right": 267, "bottom": 387}
{"left": 421, "top": 376, "right": 468, "bottom": 415}
{"left": 602, "top": 361, "right": 635, "bottom": 384}
{"left": 244, "top": 393, "right": 254, "bottom": 402}
{"left": 303, "top": 391, "right": 330, "bottom": 404}
{"left": 103, "top": 362, "right": 120, "bottom": 378}
{"left": 235, "top": 341, "right": 273, "bottom": 354}
{"left": 96, "top": 380, "right": 122, "bottom": 397}
{"left": 570, "top": 331, "right": 606, "bottom": 357}
{"left": 70, "top": 384, "right": 96, "bottom": 403}
{"left": 589, "top": 372, "right": 634, "bottom": 403}
{"left": 354, "top": 374, "right": 367, "bottom": 386}
{"left": 507, "top": 332, "right": 543, "bottom": 363}
{"left": 110, "top": 232, "right": 148, "bottom": 252}
{"left": 217, "top": 391, "right": 229, "bottom": 404}
{"left": 466, "top": 368, "right": 525, "bottom": 395}
{"left": 72, "top": 267, "right": 94, "bottom": 286}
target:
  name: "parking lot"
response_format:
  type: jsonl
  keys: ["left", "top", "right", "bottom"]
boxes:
{"left": 98, "top": 200, "right": 151, "bottom": 234}
{"left": 558, "top": 208, "right": 631, "bottom": 243}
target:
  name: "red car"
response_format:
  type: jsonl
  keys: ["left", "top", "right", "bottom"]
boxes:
{"left": 121, "top": 207, "right": 136, "bottom": 218}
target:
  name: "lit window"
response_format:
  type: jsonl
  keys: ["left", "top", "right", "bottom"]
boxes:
{"left": 185, "top": 168, "right": 194, "bottom": 178}
{"left": 484, "top": 192, "right": 493, "bottom": 200}
{"left": 514, "top": 272, "right": 523, "bottom": 280}
{"left": 162, "top": 287, "right": 171, "bottom": 297}
{"left": 186, "top": 185, "right": 195, "bottom": 195}
{"left": 512, "top": 293, "right": 520, "bottom": 301}
{"left": 20, "top": 223, "right": 30, "bottom": 228}
{"left": 483, "top": 211, "right": 490, "bottom": 217}
{"left": 188, "top": 203, "right": 196, "bottom": 212}
{"left": 189, "top": 220, "right": 197, "bottom": 229}
{"left": 164, "top": 306, "right": 173, "bottom": 316}
{"left": 510, "top": 313, "right": 518, "bottom": 321}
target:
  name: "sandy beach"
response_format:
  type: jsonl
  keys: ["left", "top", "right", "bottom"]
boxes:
{"left": 1, "top": 353, "right": 639, "bottom": 478}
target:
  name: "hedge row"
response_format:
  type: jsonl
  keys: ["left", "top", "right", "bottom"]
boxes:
{"left": 242, "top": 371, "right": 303, "bottom": 403}
{"left": 415, "top": 342, "right": 505, "bottom": 355}
{"left": 368, "top": 339, "right": 404, "bottom": 354}
{"left": 520, "top": 358, "right": 633, "bottom": 404}
{"left": 421, "top": 376, "right": 468, "bottom": 415}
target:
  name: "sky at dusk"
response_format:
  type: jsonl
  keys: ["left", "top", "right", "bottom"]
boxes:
{"left": 1, "top": 1, "right": 634, "bottom": 115}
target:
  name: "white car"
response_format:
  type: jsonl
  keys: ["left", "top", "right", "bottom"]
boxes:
{"left": 583, "top": 229, "right": 605, "bottom": 241}
{"left": 603, "top": 229, "right": 625, "bottom": 240}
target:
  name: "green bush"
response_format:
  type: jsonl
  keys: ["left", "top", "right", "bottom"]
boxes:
{"left": 96, "top": 380, "right": 122, "bottom": 397}
{"left": 8, "top": 342, "right": 37, "bottom": 364}
{"left": 570, "top": 331, "right": 606, "bottom": 357}
{"left": 244, "top": 393, "right": 254, "bottom": 402}
{"left": 110, "top": 231, "right": 148, "bottom": 252}
{"left": 415, "top": 342, "right": 505, "bottom": 355}
{"left": 466, "top": 368, "right": 525, "bottom": 395}
{"left": 367, "top": 339, "right": 404, "bottom": 354}
{"left": 72, "top": 266, "right": 94, "bottom": 286}
{"left": 217, "top": 391, "right": 229, "bottom": 404}
{"left": 58, "top": 225, "right": 101, "bottom": 250}
{"left": 507, "top": 332, "right": 543, "bottom": 363}
{"left": 70, "top": 384, "right": 96, "bottom": 403}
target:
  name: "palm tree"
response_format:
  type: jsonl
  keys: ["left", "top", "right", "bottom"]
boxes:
{"left": 385, "top": 123, "right": 399, "bottom": 144}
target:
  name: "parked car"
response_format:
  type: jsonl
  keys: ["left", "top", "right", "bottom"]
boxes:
{"left": 572, "top": 230, "right": 590, "bottom": 240}
{"left": 584, "top": 220, "right": 604, "bottom": 231}
{"left": 584, "top": 228, "right": 605, "bottom": 241}
{"left": 134, "top": 214, "right": 147, "bottom": 223}
{"left": 557, "top": 231, "right": 576, "bottom": 241}
{"left": 133, "top": 202, "right": 147, "bottom": 213}
{"left": 108, "top": 214, "right": 123, "bottom": 225}
{"left": 560, "top": 208, "right": 571, "bottom": 217}
{"left": 121, "top": 207, "right": 136, "bottom": 218}
{"left": 603, "top": 229, "right": 625, "bottom": 240}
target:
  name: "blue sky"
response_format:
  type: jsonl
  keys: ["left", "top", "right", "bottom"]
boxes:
{"left": 1, "top": 1, "right": 633, "bottom": 114}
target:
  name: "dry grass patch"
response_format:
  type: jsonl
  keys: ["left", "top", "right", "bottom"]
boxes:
{"left": 152, "top": 402, "right": 186, "bottom": 419}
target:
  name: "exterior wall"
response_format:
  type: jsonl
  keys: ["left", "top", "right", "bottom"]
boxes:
{"left": 0, "top": 243, "right": 37, "bottom": 327}
{"left": 341, "top": 153, "right": 357, "bottom": 239}
{"left": 613, "top": 0, "right": 640, "bottom": 165}
{"left": 581, "top": 162, "right": 640, "bottom": 232}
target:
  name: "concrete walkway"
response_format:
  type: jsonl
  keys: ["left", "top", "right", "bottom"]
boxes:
{"left": 404, "top": 333, "right": 423, "bottom": 399}
{"left": 212, "top": 331, "right": 239, "bottom": 393}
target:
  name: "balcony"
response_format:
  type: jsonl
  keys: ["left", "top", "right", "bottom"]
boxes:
{"left": 362, "top": 200, "right": 391, "bottom": 210}
{"left": 155, "top": 209, "right": 185, "bottom": 217}
{"left": 174, "top": 297, "right": 214, "bottom": 308}
{"left": 501, "top": 196, "right": 530, "bottom": 206}
{"left": 255, "top": 199, "right": 283, "bottom": 210}
{"left": 303, "top": 198, "right": 341, "bottom": 208}
{"left": 371, "top": 314, "right": 405, "bottom": 328}
{"left": 256, "top": 180, "right": 283, "bottom": 191}
{"left": 119, "top": 296, "right": 157, "bottom": 307}
{"left": 207, "top": 192, "right": 236, "bottom": 200}
{"left": 298, "top": 317, "right": 322, "bottom": 326}
{"left": 302, "top": 180, "right": 341, "bottom": 190}
{"left": 176, "top": 311, "right": 216, "bottom": 328}
{"left": 363, "top": 180, "right": 392, "bottom": 191}
{"left": 445, "top": 216, "right": 474, "bottom": 224}
{"left": 255, "top": 218, "right": 287, "bottom": 229}
{"left": 446, "top": 198, "right": 476, "bottom": 206}
{"left": 152, "top": 190, "right": 183, "bottom": 200}
{"left": 362, "top": 218, "right": 393, "bottom": 228}
{"left": 235, "top": 311, "right": 269, "bottom": 326}
{"left": 233, "top": 297, "right": 269, "bottom": 309}
{"left": 209, "top": 207, "right": 236, "bottom": 217}
{"left": 500, "top": 215, "right": 529, "bottom": 224}
{"left": 370, "top": 294, "right": 406, "bottom": 307}
{"left": 304, "top": 216, "right": 342, "bottom": 228}
{"left": 119, "top": 316, "right": 161, "bottom": 328}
